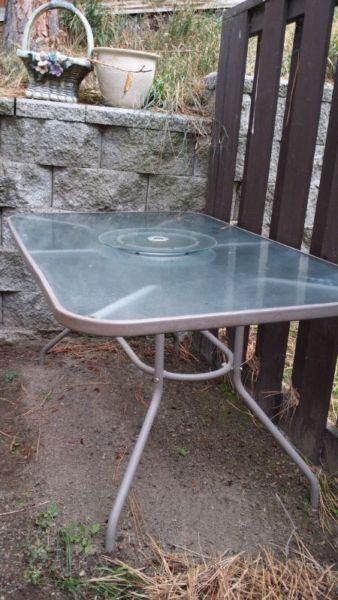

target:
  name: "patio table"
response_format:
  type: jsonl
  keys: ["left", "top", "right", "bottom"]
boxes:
{"left": 9, "top": 211, "right": 338, "bottom": 551}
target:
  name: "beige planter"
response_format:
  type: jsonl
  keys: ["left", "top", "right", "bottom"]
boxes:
{"left": 93, "top": 47, "right": 159, "bottom": 109}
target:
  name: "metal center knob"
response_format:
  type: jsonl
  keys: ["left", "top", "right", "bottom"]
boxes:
{"left": 147, "top": 235, "right": 169, "bottom": 243}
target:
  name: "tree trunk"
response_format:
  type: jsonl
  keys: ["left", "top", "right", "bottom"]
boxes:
{"left": 4, "top": 0, "right": 59, "bottom": 50}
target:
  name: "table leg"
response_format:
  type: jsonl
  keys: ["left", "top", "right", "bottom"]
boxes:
{"left": 105, "top": 333, "right": 165, "bottom": 553}
{"left": 39, "top": 328, "right": 71, "bottom": 365}
{"left": 233, "top": 326, "right": 320, "bottom": 511}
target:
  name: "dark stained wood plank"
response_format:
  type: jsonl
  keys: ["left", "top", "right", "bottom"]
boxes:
{"left": 232, "top": 2, "right": 287, "bottom": 361}
{"left": 311, "top": 67, "right": 338, "bottom": 262}
{"left": 289, "top": 68, "right": 338, "bottom": 462}
{"left": 249, "top": 0, "right": 307, "bottom": 36}
{"left": 225, "top": 0, "right": 266, "bottom": 20}
{"left": 270, "top": 0, "right": 335, "bottom": 247}
{"left": 192, "top": 329, "right": 219, "bottom": 366}
{"left": 254, "top": 1, "right": 334, "bottom": 419}
{"left": 289, "top": 318, "right": 338, "bottom": 462}
{"left": 253, "top": 19, "right": 304, "bottom": 413}
{"left": 254, "top": 322, "right": 289, "bottom": 416}
{"left": 224, "top": 0, "right": 306, "bottom": 22}
{"left": 200, "top": 13, "right": 248, "bottom": 359}
{"left": 206, "top": 11, "right": 249, "bottom": 220}
{"left": 324, "top": 426, "right": 338, "bottom": 473}
{"left": 239, "top": 0, "right": 287, "bottom": 233}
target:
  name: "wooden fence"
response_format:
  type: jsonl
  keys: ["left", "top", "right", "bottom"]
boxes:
{"left": 101, "top": 1, "right": 237, "bottom": 14}
{"left": 0, "top": 0, "right": 241, "bottom": 20}
{"left": 206, "top": 0, "right": 338, "bottom": 466}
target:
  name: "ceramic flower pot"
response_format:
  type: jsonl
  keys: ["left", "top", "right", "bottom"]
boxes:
{"left": 93, "top": 47, "right": 159, "bottom": 109}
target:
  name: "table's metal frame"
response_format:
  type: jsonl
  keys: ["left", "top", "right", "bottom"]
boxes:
{"left": 40, "top": 325, "right": 319, "bottom": 553}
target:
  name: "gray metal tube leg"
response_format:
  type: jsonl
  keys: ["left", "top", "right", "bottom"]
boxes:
{"left": 39, "top": 328, "right": 71, "bottom": 365}
{"left": 233, "top": 326, "right": 320, "bottom": 511}
{"left": 105, "top": 334, "right": 165, "bottom": 552}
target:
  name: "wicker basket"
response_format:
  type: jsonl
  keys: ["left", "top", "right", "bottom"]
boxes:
{"left": 17, "top": 1, "right": 94, "bottom": 103}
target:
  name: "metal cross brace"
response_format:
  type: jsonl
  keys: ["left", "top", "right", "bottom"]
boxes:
{"left": 39, "top": 326, "right": 319, "bottom": 552}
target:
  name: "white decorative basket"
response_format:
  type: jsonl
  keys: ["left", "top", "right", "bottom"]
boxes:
{"left": 17, "top": 1, "right": 94, "bottom": 103}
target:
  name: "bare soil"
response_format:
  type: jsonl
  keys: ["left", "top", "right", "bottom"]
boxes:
{"left": 0, "top": 335, "right": 336, "bottom": 598}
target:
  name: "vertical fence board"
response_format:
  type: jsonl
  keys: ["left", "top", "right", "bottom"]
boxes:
{"left": 255, "top": 0, "right": 334, "bottom": 419}
{"left": 239, "top": 0, "right": 287, "bottom": 233}
{"left": 290, "top": 319, "right": 338, "bottom": 460}
{"left": 289, "top": 68, "right": 338, "bottom": 461}
{"left": 270, "top": 0, "right": 335, "bottom": 246}
{"left": 311, "top": 67, "right": 338, "bottom": 263}
{"left": 206, "top": 11, "right": 249, "bottom": 220}
{"left": 253, "top": 21, "right": 303, "bottom": 413}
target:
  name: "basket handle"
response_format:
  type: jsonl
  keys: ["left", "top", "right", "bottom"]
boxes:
{"left": 21, "top": 0, "right": 94, "bottom": 58}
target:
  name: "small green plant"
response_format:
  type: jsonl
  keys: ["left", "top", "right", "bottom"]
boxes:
{"left": 41, "top": 390, "right": 53, "bottom": 402}
{"left": 24, "top": 541, "right": 50, "bottom": 586}
{"left": 219, "top": 380, "right": 236, "bottom": 399}
{"left": 57, "top": 575, "right": 83, "bottom": 594}
{"left": 24, "top": 566, "right": 43, "bottom": 585}
{"left": 4, "top": 369, "right": 20, "bottom": 383}
{"left": 59, "top": 522, "right": 101, "bottom": 575}
{"left": 35, "top": 503, "right": 59, "bottom": 530}
{"left": 10, "top": 439, "right": 21, "bottom": 455}
{"left": 176, "top": 447, "right": 188, "bottom": 457}
{"left": 24, "top": 505, "right": 102, "bottom": 592}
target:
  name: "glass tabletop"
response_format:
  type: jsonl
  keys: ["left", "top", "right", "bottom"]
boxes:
{"left": 9, "top": 212, "right": 338, "bottom": 335}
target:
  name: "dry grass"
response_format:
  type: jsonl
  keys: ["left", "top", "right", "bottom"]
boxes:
{"left": 315, "top": 468, "right": 338, "bottom": 536}
{"left": 0, "top": 47, "right": 27, "bottom": 97}
{"left": 87, "top": 537, "right": 337, "bottom": 599}
{"left": 282, "top": 323, "right": 338, "bottom": 429}
{"left": 243, "top": 325, "right": 338, "bottom": 535}
{"left": 244, "top": 324, "right": 338, "bottom": 430}
{"left": 1, "top": 2, "right": 336, "bottom": 115}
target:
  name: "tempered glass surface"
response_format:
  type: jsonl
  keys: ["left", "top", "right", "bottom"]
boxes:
{"left": 10, "top": 212, "right": 338, "bottom": 324}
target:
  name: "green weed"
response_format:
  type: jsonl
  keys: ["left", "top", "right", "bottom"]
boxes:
{"left": 24, "top": 541, "right": 50, "bottom": 586}
{"left": 35, "top": 503, "right": 59, "bottom": 530}
{"left": 176, "top": 447, "right": 188, "bottom": 457}
{"left": 59, "top": 522, "right": 101, "bottom": 575}
{"left": 3, "top": 370, "right": 20, "bottom": 383}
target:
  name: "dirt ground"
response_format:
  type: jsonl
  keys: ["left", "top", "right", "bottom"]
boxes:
{"left": 0, "top": 334, "right": 336, "bottom": 598}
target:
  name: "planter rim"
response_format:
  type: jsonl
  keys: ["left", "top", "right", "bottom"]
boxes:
{"left": 93, "top": 47, "right": 160, "bottom": 60}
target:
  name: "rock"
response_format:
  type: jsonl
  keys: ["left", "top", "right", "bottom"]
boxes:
{"left": 86, "top": 104, "right": 208, "bottom": 134}
{"left": 2, "top": 289, "right": 57, "bottom": 329}
{"left": 0, "top": 97, "right": 15, "bottom": 116}
{"left": 235, "top": 139, "right": 280, "bottom": 182}
{"left": 203, "top": 71, "right": 217, "bottom": 91}
{"left": 0, "top": 117, "right": 101, "bottom": 167}
{"left": 16, "top": 98, "right": 86, "bottom": 122}
{"left": 101, "top": 127, "right": 195, "bottom": 176}
{"left": 317, "top": 102, "right": 331, "bottom": 145}
{"left": 0, "top": 161, "right": 52, "bottom": 208}
{"left": 147, "top": 174, "right": 206, "bottom": 211}
{"left": 0, "top": 327, "right": 44, "bottom": 344}
{"left": 0, "top": 250, "right": 36, "bottom": 292}
{"left": 53, "top": 167, "right": 148, "bottom": 210}
{"left": 194, "top": 140, "right": 210, "bottom": 178}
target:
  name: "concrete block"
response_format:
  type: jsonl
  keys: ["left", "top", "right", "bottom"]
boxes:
{"left": 101, "top": 126, "right": 195, "bottom": 176}
{"left": 53, "top": 167, "right": 148, "bottom": 210}
{"left": 0, "top": 117, "right": 101, "bottom": 167}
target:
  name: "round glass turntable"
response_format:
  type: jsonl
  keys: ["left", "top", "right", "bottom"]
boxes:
{"left": 99, "top": 228, "right": 217, "bottom": 256}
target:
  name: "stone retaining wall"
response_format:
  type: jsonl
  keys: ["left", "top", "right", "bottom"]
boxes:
{"left": 0, "top": 78, "right": 332, "bottom": 339}
{"left": 0, "top": 97, "right": 209, "bottom": 339}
